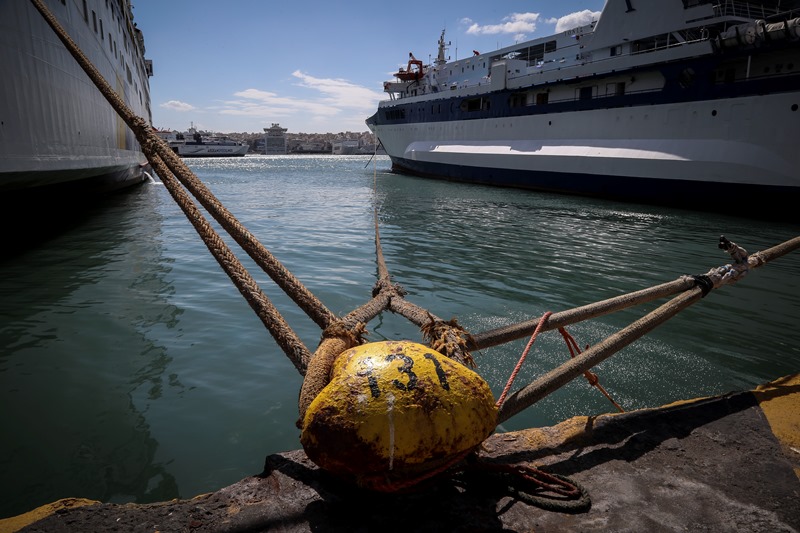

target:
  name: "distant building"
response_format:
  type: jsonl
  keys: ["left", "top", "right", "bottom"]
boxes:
{"left": 332, "top": 139, "right": 360, "bottom": 155}
{"left": 263, "top": 123, "right": 288, "bottom": 154}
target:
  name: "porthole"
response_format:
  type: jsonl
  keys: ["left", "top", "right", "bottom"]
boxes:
{"left": 711, "top": 110, "right": 717, "bottom": 116}
{"left": 792, "top": 104, "right": 798, "bottom": 112}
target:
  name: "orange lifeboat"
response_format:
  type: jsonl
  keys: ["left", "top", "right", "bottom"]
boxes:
{"left": 394, "top": 53, "right": 425, "bottom": 81}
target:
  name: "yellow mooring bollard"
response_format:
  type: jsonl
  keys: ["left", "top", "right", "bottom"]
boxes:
{"left": 300, "top": 340, "right": 497, "bottom": 491}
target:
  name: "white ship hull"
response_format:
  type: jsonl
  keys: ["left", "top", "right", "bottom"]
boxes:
{"left": 175, "top": 144, "right": 248, "bottom": 157}
{"left": 0, "top": 0, "right": 153, "bottom": 195}
{"left": 368, "top": 0, "right": 800, "bottom": 215}
{"left": 379, "top": 92, "right": 798, "bottom": 196}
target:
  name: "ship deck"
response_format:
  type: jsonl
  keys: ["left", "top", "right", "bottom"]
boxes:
{"left": 4, "top": 374, "right": 799, "bottom": 532}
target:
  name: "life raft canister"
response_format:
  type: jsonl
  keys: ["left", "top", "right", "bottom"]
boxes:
{"left": 300, "top": 340, "right": 497, "bottom": 491}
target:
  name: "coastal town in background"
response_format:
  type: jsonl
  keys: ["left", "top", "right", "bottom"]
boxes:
{"left": 157, "top": 122, "right": 382, "bottom": 155}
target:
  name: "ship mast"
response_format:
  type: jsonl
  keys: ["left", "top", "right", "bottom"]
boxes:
{"left": 436, "top": 29, "right": 449, "bottom": 67}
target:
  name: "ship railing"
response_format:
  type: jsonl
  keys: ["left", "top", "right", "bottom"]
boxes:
{"left": 714, "top": 0, "right": 800, "bottom": 21}
{"left": 502, "top": 35, "right": 708, "bottom": 85}
{"left": 628, "top": 33, "right": 711, "bottom": 57}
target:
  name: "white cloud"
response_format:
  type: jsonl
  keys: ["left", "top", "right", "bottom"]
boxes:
{"left": 554, "top": 10, "right": 601, "bottom": 33}
{"left": 291, "top": 71, "right": 382, "bottom": 112}
{"left": 212, "top": 74, "right": 384, "bottom": 132}
{"left": 160, "top": 100, "right": 195, "bottom": 112}
{"left": 463, "top": 12, "right": 541, "bottom": 39}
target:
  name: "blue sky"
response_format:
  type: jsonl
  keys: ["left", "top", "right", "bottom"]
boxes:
{"left": 133, "top": 1, "right": 606, "bottom": 134}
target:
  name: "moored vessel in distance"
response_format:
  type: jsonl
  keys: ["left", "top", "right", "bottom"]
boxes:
{"left": 366, "top": 0, "right": 800, "bottom": 216}
{"left": 0, "top": 0, "right": 154, "bottom": 196}
{"left": 155, "top": 126, "right": 249, "bottom": 158}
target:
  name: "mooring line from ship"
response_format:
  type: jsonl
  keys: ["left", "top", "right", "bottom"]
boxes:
{"left": 33, "top": 0, "right": 800, "bottom": 507}
{"left": 468, "top": 237, "right": 789, "bottom": 351}
{"left": 496, "top": 235, "right": 800, "bottom": 424}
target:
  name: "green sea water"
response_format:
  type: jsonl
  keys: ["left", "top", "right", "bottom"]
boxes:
{"left": 1, "top": 154, "right": 798, "bottom": 518}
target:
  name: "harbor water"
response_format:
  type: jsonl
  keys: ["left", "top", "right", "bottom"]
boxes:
{"left": 1, "top": 155, "right": 798, "bottom": 518}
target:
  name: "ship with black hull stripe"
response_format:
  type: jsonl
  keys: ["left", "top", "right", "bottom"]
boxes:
{"left": 366, "top": 0, "right": 800, "bottom": 215}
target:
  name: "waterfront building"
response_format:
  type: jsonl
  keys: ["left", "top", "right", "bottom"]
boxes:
{"left": 263, "top": 123, "right": 288, "bottom": 155}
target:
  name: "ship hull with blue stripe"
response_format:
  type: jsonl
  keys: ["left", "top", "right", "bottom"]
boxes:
{"left": 367, "top": 0, "right": 800, "bottom": 215}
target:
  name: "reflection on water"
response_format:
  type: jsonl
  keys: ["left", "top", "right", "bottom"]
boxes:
{"left": 1, "top": 155, "right": 798, "bottom": 518}
{"left": 0, "top": 185, "right": 181, "bottom": 516}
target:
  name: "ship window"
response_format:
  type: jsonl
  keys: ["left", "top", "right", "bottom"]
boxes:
{"left": 82, "top": 0, "right": 88, "bottom": 23}
{"left": 92, "top": 11, "right": 97, "bottom": 33}
{"left": 100, "top": 19, "right": 104, "bottom": 39}
{"left": 610, "top": 45, "right": 621, "bottom": 57}
{"left": 578, "top": 86, "right": 594, "bottom": 100}
{"left": 724, "top": 68, "right": 736, "bottom": 82}
{"left": 509, "top": 93, "right": 527, "bottom": 108}
{"left": 678, "top": 68, "right": 696, "bottom": 88}
{"left": 108, "top": 35, "right": 113, "bottom": 52}
{"left": 385, "top": 109, "right": 406, "bottom": 121}
{"left": 461, "top": 98, "right": 490, "bottom": 112}
{"left": 607, "top": 82, "right": 625, "bottom": 96}
{"left": 545, "top": 40, "right": 557, "bottom": 53}
{"left": 536, "top": 92, "right": 549, "bottom": 105}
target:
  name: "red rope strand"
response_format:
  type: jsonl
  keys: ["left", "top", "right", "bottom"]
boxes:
{"left": 496, "top": 312, "right": 552, "bottom": 409}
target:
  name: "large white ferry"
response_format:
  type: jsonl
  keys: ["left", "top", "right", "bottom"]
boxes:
{"left": 155, "top": 127, "right": 249, "bottom": 158}
{"left": 366, "top": 0, "right": 800, "bottom": 214}
{"left": 0, "top": 0, "right": 153, "bottom": 196}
